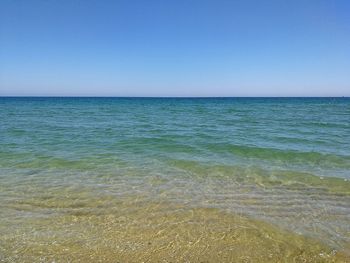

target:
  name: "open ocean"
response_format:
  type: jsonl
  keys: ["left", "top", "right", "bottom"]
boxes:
{"left": 0, "top": 97, "right": 349, "bottom": 261}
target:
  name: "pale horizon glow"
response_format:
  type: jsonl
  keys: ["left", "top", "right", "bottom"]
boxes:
{"left": 1, "top": 0, "right": 350, "bottom": 97}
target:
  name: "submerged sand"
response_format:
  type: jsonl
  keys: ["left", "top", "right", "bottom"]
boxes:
{"left": 1, "top": 196, "right": 349, "bottom": 262}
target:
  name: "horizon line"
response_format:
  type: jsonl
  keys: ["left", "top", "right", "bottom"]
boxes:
{"left": 0, "top": 96, "right": 349, "bottom": 98}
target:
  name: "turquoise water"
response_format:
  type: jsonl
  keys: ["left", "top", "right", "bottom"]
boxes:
{"left": 1, "top": 97, "right": 350, "bottom": 253}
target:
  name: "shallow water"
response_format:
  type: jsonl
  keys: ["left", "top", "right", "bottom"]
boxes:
{"left": 0, "top": 97, "right": 349, "bottom": 261}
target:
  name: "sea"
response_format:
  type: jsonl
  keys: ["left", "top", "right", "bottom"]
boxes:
{"left": 0, "top": 97, "right": 349, "bottom": 261}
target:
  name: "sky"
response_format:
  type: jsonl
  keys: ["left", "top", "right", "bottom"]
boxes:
{"left": 0, "top": 0, "right": 349, "bottom": 97}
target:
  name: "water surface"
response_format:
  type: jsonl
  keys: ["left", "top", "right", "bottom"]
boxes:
{"left": 0, "top": 97, "right": 349, "bottom": 261}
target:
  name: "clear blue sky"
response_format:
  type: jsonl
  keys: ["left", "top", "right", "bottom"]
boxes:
{"left": 1, "top": 0, "right": 349, "bottom": 96}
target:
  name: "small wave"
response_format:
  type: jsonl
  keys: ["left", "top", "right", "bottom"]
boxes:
{"left": 205, "top": 143, "right": 350, "bottom": 169}
{"left": 168, "top": 159, "right": 350, "bottom": 195}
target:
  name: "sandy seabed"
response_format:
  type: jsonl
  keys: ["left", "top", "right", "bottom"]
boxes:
{"left": 1, "top": 195, "right": 349, "bottom": 263}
